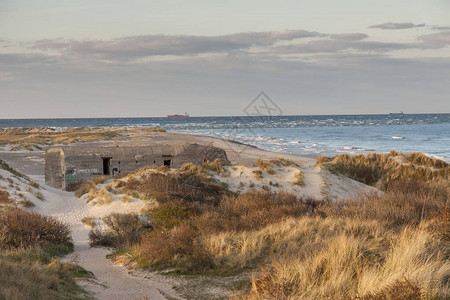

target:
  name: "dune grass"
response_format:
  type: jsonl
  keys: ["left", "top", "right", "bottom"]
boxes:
{"left": 0, "top": 126, "right": 165, "bottom": 150}
{"left": 293, "top": 170, "right": 304, "bottom": 186}
{"left": 0, "top": 189, "right": 12, "bottom": 205}
{"left": 81, "top": 216, "right": 96, "bottom": 227}
{"left": 317, "top": 151, "right": 449, "bottom": 189}
{"left": 254, "top": 159, "right": 275, "bottom": 175}
{"left": 0, "top": 209, "right": 92, "bottom": 300}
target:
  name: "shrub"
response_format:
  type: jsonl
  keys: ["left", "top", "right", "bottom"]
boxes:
{"left": 139, "top": 223, "right": 213, "bottom": 272}
{"left": 195, "top": 191, "right": 315, "bottom": 234}
{"left": 89, "top": 213, "right": 150, "bottom": 248}
{"left": 147, "top": 202, "right": 199, "bottom": 230}
{"left": 0, "top": 189, "right": 12, "bottom": 204}
{"left": 0, "top": 209, "right": 71, "bottom": 250}
{"left": 123, "top": 172, "right": 229, "bottom": 205}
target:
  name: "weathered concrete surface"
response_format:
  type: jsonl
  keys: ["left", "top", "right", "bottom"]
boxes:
{"left": 45, "top": 140, "right": 229, "bottom": 189}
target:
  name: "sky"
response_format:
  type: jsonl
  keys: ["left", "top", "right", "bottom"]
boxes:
{"left": 0, "top": 0, "right": 449, "bottom": 118}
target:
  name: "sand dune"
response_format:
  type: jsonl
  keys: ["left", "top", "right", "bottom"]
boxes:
{"left": 0, "top": 132, "right": 378, "bottom": 299}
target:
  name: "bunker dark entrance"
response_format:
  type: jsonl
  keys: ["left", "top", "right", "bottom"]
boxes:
{"left": 162, "top": 154, "right": 172, "bottom": 167}
{"left": 102, "top": 157, "right": 112, "bottom": 175}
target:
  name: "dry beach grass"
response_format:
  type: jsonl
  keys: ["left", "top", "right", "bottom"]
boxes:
{"left": 0, "top": 126, "right": 166, "bottom": 150}
{"left": 85, "top": 153, "right": 449, "bottom": 299}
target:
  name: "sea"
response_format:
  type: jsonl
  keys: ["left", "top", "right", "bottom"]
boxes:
{"left": 1, "top": 114, "right": 449, "bottom": 162}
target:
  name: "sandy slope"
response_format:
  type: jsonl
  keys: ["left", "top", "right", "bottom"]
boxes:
{"left": 1, "top": 152, "right": 181, "bottom": 300}
{"left": 0, "top": 132, "right": 379, "bottom": 299}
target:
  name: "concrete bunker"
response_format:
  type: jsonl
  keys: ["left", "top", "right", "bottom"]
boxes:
{"left": 45, "top": 141, "right": 229, "bottom": 189}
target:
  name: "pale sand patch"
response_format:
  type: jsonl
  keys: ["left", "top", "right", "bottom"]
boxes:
{"left": 319, "top": 169, "right": 382, "bottom": 201}
{"left": 213, "top": 164, "right": 323, "bottom": 199}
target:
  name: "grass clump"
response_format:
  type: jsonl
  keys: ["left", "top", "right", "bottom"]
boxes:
{"left": 269, "top": 157, "right": 299, "bottom": 167}
{"left": 81, "top": 216, "right": 96, "bottom": 227}
{"left": 252, "top": 169, "right": 263, "bottom": 180}
{"left": 121, "top": 195, "right": 131, "bottom": 204}
{"left": 35, "top": 191, "right": 45, "bottom": 201}
{"left": 293, "top": 170, "right": 304, "bottom": 186}
{"left": 20, "top": 199, "right": 35, "bottom": 208}
{"left": 92, "top": 189, "right": 113, "bottom": 205}
{"left": 254, "top": 159, "right": 275, "bottom": 175}
{"left": 202, "top": 158, "right": 229, "bottom": 176}
{"left": 74, "top": 181, "right": 96, "bottom": 198}
{"left": 316, "top": 151, "right": 449, "bottom": 188}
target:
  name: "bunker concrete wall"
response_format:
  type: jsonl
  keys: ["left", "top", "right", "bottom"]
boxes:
{"left": 45, "top": 148, "right": 65, "bottom": 189}
{"left": 45, "top": 142, "right": 229, "bottom": 189}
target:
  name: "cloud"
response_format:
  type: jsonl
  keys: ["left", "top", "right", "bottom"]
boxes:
{"left": 0, "top": 53, "right": 56, "bottom": 65}
{"left": 274, "top": 39, "right": 415, "bottom": 54}
{"left": 330, "top": 33, "right": 368, "bottom": 40}
{"left": 32, "top": 30, "right": 322, "bottom": 61}
{"left": 369, "top": 22, "right": 426, "bottom": 30}
{"left": 430, "top": 25, "right": 450, "bottom": 31}
{"left": 1, "top": 50, "right": 450, "bottom": 118}
{"left": 418, "top": 30, "right": 450, "bottom": 47}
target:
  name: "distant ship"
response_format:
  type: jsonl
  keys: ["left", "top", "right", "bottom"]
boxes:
{"left": 167, "top": 113, "right": 189, "bottom": 118}
{"left": 389, "top": 111, "right": 404, "bottom": 116}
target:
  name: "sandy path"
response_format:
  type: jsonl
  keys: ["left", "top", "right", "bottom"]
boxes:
{"left": 27, "top": 174, "right": 180, "bottom": 300}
